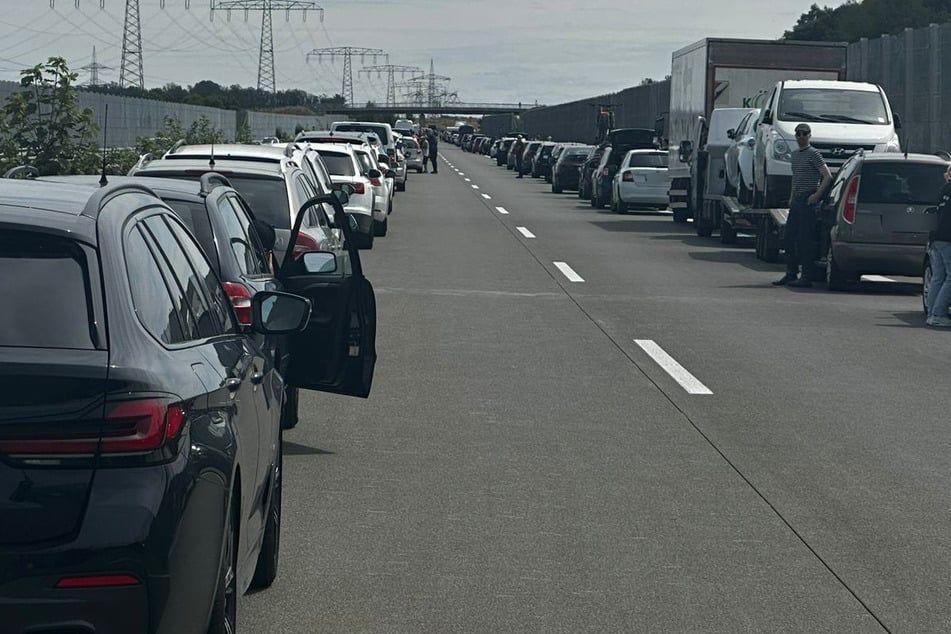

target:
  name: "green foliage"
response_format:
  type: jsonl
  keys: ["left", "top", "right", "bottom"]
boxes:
{"left": 274, "top": 127, "right": 290, "bottom": 142}
{"left": 186, "top": 115, "right": 225, "bottom": 145}
{"left": 0, "top": 57, "right": 100, "bottom": 175}
{"left": 235, "top": 122, "right": 254, "bottom": 144}
{"left": 785, "top": 0, "right": 951, "bottom": 42}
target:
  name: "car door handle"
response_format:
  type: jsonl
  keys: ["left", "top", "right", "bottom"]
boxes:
{"left": 251, "top": 371, "right": 265, "bottom": 385}
{"left": 224, "top": 377, "right": 243, "bottom": 392}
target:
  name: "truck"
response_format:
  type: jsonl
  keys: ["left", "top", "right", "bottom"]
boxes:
{"left": 667, "top": 38, "right": 848, "bottom": 225}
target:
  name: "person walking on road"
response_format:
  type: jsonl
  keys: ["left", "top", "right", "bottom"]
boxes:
{"left": 925, "top": 164, "right": 951, "bottom": 326}
{"left": 512, "top": 134, "right": 526, "bottom": 178}
{"left": 772, "top": 123, "right": 832, "bottom": 288}
{"left": 427, "top": 127, "right": 438, "bottom": 173}
{"left": 419, "top": 134, "right": 430, "bottom": 173}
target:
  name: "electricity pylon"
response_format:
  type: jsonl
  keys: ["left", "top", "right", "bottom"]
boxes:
{"left": 212, "top": 1, "right": 323, "bottom": 93}
{"left": 307, "top": 47, "right": 386, "bottom": 106}
{"left": 359, "top": 65, "right": 421, "bottom": 107}
{"left": 79, "top": 46, "right": 111, "bottom": 87}
{"left": 410, "top": 60, "right": 451, "bottom": 108}
{"left": 117, "top": 0, "right": 144, "bottom": 87}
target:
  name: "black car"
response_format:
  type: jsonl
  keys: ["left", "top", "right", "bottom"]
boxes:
{"left": 1, "top": 178, "right": 376, "bottom": 633}
{"left": 531, "top": 142, "right": 557, "bottom": 178}
{"left": 592, "top": 129, "right": 659, "bottom": 208}
{"left": 578, "top": 145, "right": 606, "bottom": 199}
{"left": 498, "top": 137, "right": 515, "bottom": 167}
{"left": 552, "top": 145, "right": 593, "bottom": 194}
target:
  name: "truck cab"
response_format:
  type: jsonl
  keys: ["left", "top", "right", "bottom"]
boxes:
{"left": 753, "top": 79, "right": 902, "bottom": 208}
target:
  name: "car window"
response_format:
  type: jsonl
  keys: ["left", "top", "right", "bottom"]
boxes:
{"left": 218, "top": 195, "right": 270, "bottom": 276}
{"left": 162, "top": 198, "right": 218, "bottom": 270}
{"left": 858, "top": 162, "right": 948, "bottom": 205}
{"left": 0, "top": 232, "right": 98, "bottom": 350}
{"left": 125, "top": 225, "right": 187, "bottom": 345}
{"left": 221, "top": 175, "right": 291, "bottom": 229}
{"left": 316, "top": 151, "right": 357, "bottom": 177}
{"left": 143, "top": 215, "right": 223, "bottom": 340}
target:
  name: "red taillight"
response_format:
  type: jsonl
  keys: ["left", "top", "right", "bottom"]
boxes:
{"left": 843, "top": 175, "right": 861, "bottom": 224}
{"left": 292, "top": 231, "right": 319, "bottom": 258}
{"left": 622, "top": 171, "right": 634, "bottom": 182}
{"left": 56, "top": 575, "right": 140, "bottom": 589}
{"left": 370, "top": 177, "right": 382, "bottom": 186}
{"left": 222, "top": 281, "right": 253, "bottom": 326}
{"left": 0, "top": 398, "right": 186, "bottom": 456}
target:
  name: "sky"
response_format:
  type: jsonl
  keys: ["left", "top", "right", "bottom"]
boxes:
{"left": 1, "top": 0, "right": 838, "bottom": 107}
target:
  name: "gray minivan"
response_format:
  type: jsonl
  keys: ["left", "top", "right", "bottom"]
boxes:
{"left": 819, "top": 152, "right": 949, "bottom": 290}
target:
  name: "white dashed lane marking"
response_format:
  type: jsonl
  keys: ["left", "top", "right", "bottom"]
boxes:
{"left": 472, "top": 185, "right": 479, "bottom": 189}
{"left": 495, "top": 207, "right": 509, "bottom": 215}
{"left": 634, "top": 340, "right": 713, "bottom": 395}
{"left": 481, "top": 194, "right": 492, "bottom": 200}
{"left": 553, "top": 262, "right": 584, "bottom": 282}
{"left": 516, "top": 227, "right": 536, "bottom": 239}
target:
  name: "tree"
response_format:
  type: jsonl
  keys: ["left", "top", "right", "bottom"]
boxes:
{"left": 785, "top": 0, "right": 951, "bottom": 42}
{"left": 0, "top": 57, "right": 99, "bottom": 175}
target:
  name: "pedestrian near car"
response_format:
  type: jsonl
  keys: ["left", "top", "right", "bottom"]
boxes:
{"left": 512, "top": 135, "right": 526, "bottom": 178}
{"left": 773, "top": 123, "right": 833, "bottom": 288}
{"left": 427, "top": 127, "right": 439, "bottom": 173}
{"left": 420, "top": 135, "right": 430, "bottom": 173}
{"left": 925, "top": 164, "right": 951, "bottom": 327}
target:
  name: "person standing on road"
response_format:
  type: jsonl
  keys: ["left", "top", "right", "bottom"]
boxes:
{"left": 512, "top": 134, "right": 526, "bottom": 178}
{"left": 427, "top": 127, "right": 439, "bottom": 173}
{"left": 419, "top": 134, "right": 430, "bottom": 173}
{"left": 772, "top": 123, "right": 833, "bottom": 288}
{"left": 925, "top": 164, "right": 951, "bottom": 327}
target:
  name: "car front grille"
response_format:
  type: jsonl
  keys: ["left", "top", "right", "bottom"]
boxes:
{"left": 811, "top": 142, "right": 877, "bottom": 168}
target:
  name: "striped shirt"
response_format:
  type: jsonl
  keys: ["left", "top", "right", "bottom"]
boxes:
{"left": 790, "top": 145, "right": 826, "bottom": 195}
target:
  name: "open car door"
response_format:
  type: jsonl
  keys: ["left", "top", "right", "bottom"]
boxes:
{"left": 278, "top": 193, "right": 376, "bottom": 397}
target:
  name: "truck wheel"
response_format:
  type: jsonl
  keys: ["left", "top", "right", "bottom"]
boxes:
{"left": 720, "top": 217, "right": 737, "bottom": 244}
{"left": 826, "top": 244, "right": 849, "bottom": 291}
{"left": 756, "top": 218, "right": 779, "bottom": 262}
{"left": 696, "top": 216, "right": 714, "bottom": 237}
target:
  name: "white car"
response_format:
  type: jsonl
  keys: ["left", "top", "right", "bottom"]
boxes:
{"left": 309, "top": 142, "right": 388, "bottom": 238}
{"left": 401, "top": 136, "right": 424, "bottom": 172}
{"left": 352, "top": 145, "right": 394, "bottom": 217}
{"left": 724, "top": 108, "right": 760, "bottom": 204}
{"left": 611, "top": 149, "right": 669, "bottom": 212}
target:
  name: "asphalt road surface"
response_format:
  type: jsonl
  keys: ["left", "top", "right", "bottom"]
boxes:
{"left": 241, "top": 145, "right": 949, "bottom": 633}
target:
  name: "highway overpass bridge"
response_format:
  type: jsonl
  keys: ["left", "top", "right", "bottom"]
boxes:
{"left": 323, "top": 102, "right": 539, "bottom": 117}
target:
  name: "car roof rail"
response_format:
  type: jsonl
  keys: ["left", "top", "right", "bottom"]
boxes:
{"left": 198, "top": 171, "right": 234, "bottom": 197}
{"left": 128, "top": 152, "right": 153, "bottom": 175}
{"left": 284, "top": 142, "right": 299, "bottom": 158}
{"left": 935, "top": 150, "right": 951, "bottom": 161}
{"left": 81, "top": 182, "right": 160, "bottom": 219}
{"left": 2, "top": 165, "right": 38, "bottom": 179}
{"left": 165, "top": 139, "right": 187, "bottom": 156}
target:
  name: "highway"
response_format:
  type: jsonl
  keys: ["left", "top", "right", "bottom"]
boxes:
{"left": 242, "top": 144, "right": 948, "bottom": 633}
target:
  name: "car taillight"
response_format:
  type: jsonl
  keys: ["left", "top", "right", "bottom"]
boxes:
{"left": 0, "top": 397, "right": 186, "bottom": 456}
{"left": 843, "top": 175, "right": 861, "bottom": 224}
{"left": 292, "top": 231, "right": 319, "bottom": 258}
{"left": 622, "top": 171, "right": 634, "bottom": 182}
{"left": 222, "top": 281, "right": 253, "bottom": 326}
{"left": 370, "top": 177, "right": 382, "bottom": 186}
{"left": 56, "top": 575, "right": 141, "bottom": 589}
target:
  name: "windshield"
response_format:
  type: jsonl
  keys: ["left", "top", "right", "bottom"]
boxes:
{"left": 858, "top": 162, "right": 947, "bottom": 205}
{"left": 316, "top": 151, "right": 357, "bottom": 177}
{"left": 778, "top": 88, "right": 889, "bottom": 124}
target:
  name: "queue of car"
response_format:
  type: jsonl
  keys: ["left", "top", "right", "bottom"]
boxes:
{"left": 0, "top": 120, "right": 398, "bottom": 633}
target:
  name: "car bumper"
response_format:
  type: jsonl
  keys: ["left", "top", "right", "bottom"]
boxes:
{"left": 618, "top": 182, "right": 668, "bottom": 206}
{"left": 407, "top": 158, "right": 423, "bottom": 170}
{"left": 833, "top": 242, "right": 926, "bottom": 276}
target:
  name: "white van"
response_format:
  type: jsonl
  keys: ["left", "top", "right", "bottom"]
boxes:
{"left": 752, "top": 80, "right": 902, "bottom": 208}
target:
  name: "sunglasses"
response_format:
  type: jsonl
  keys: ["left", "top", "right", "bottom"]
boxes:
{"left": 795, "top": 131, "right": 811, "bottom": 137}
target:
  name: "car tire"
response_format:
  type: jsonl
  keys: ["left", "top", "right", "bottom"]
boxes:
{"left": 374, "top": 216, "right": 388, "bottom": 237}
{"left": 738, "top": 173, "right": 751, "bottom": 205}
{"left": 552, "top": 179, "right": 563, "bottom": 194}
{"left": 826, "top": 244, "right": 849, "bottom": 291}
{"left": 207, "top": 501, "right": 237, "bottom": 634}
{"left": 251, "top": 434, "right": 282, "bottom": 590}
{"left": 396, "top": 181, "right": 406, "bottom": 192}
{"left": 280, "top": 386, "right": 298, "bottom": 430}
{"left": 720, "top": 217, "right": 737, "bottom": 244}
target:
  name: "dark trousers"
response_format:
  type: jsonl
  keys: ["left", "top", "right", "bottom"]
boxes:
{"left": 429, "top": 148, "right": 438, "bottom": 172}
{"left": 785, "top": 193, "right": 819, "bottom": 279}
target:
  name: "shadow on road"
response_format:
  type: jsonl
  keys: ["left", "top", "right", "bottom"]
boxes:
{"left": 687, "top": 249, "right": 778, "bottom": 273}
{"left": 589, "top": 219, "right": 690, "bottom": 234}
{"left": 887, "top": 311, "right": 929, "bottom": 328}
{"left": 283, "top": 441, "right": 334, "bottom": 456}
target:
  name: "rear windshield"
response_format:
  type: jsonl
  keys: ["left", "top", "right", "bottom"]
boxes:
{"left": 0, "top": 232, "right": 97, "bottom": 349}
{"left": 334, "top": 124, "right": 389, "bottom": 145}
{"left": 402, "top": 139, "right": 419, "bottom": 149}
{"left": 223, "top": 176, "right": 290, "bottom": 229}
{"left": 858, "top": 162, "right": 948, "bottom": 205}
{"left": 627, "top": 153, "right": 668, "bottom": 168}
{"left": 316, "top": 151, "right": 356, "bottom": 177}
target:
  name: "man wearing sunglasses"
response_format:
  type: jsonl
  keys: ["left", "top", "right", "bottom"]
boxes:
{"left": 773, "top": 123, "right": 833, "bottom": 287}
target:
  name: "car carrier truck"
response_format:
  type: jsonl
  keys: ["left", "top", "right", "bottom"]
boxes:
{"left": 666, "top": 38, "right": 848, "bottom": 227}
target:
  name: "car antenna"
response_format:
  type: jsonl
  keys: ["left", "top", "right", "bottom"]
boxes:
{"left": 99, "top": 104, "right": 109, "bottom": 186}
{"left": 209, "top": 142, "right": 216, "bottom": 168}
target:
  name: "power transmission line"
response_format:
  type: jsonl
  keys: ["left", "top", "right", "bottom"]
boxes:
{"left": 119, "top": 0, "right": 143, "bottom": 87}
{"left": 359, "top": 64, "right": 421, "bottom": 107}
{"left": 79, "top": 46, "right": 111, "bottom": 85}
{"left": 211, "top": 1, "right": 322, "bottom": 93}
{"left": 306, "top": 47, "right": 385, "bottom": 106}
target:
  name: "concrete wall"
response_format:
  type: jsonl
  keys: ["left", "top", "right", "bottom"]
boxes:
{"left": 847, "top": 24, "right": 951, "bottom": 154}
{"left": 0, "top": 80, "right": 346, "bottom": 147}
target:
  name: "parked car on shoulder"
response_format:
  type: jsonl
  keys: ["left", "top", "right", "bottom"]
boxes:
{"left": 532, "top": 142, "right": 557, "bottom": 178}
{"left": 551, "top": 145, "right": 593, "bottom": 193}
{"left": 610, "top": 149, "right": 669, "bottom": 212}
{"left": 401, "top": 135, "right": 424, "bottom": 173}
{"left": 578, "top": 145, "right": 606, "bottom": 200}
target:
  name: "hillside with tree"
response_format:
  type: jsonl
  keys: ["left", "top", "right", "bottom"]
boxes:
{"left": 785, "top": 0, "right": 951, "bottom": 42}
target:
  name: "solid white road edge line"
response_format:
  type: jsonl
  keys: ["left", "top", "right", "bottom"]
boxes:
{"left": 861, "top": 275, "right": 895, "bottom": 283}
{"left": 495, "top": 206, "right": 509, "bottom": 215}
{"left": 516, "top": 227, "right": 536, "bottom": 238}
{"left": 553, "top": 261, "right": 584, "bottom": 282}
{"left": 634, "top": 340, "right": 713, "bottom": 395}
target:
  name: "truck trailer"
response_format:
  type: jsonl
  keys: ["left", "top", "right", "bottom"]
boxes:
{"left": 666, "top": 38, "right": 848, "bottom": 224}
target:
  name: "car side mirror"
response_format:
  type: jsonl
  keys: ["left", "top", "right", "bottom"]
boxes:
{"left": 678, "top": 140, "right": 693, "bottom": 163}
{"left": 726, "top": 129, "right": 736, "bottom": 140}
{"left": 893, "top": 111, "right": 902, "bottom": 130}
{"left": 251, "top": 291, "right": 311, "bottom": 334}
{"left": 385, "top": 169, "right": 396, "bottom": 179}
{"left": 301, "top": 251, "right": 338, "bottom": 273}
{"left": 367, "top": 169, "right": 382, "bottom": 179}
{"left": 332, "top": 188, "right": 350, "bottom": 206}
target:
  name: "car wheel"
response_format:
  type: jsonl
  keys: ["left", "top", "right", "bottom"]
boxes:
{"left": 374, "top": 216, "right": 388, "bottom": 237}
{"left": 720, "top": 216, "right": 737, "bottom": 244}
{"left": 552, "top": 178, "right": 563, "bottom": 194}
{"left": 251, "top": 434, "right": 282, "bottom": 590}
{"left": 752, "top": 172, "right": 764, "bottom": 208}
{"left": 207, "top": 501, "right": 237, "bottom": 634}
{"left": 826, "top": 243, "right": 849, "bottom": 291}
{"left": 280, "top": 386, "right": 298, "bottom": 430}
{"left": 396, "top": 181, "right": 406, "bottom": 192}
{"left": 738, "top": 173, "right": 751, "bottom": 205}
{"left": 923, "top": 256, "right": 932, "bottom": 314}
